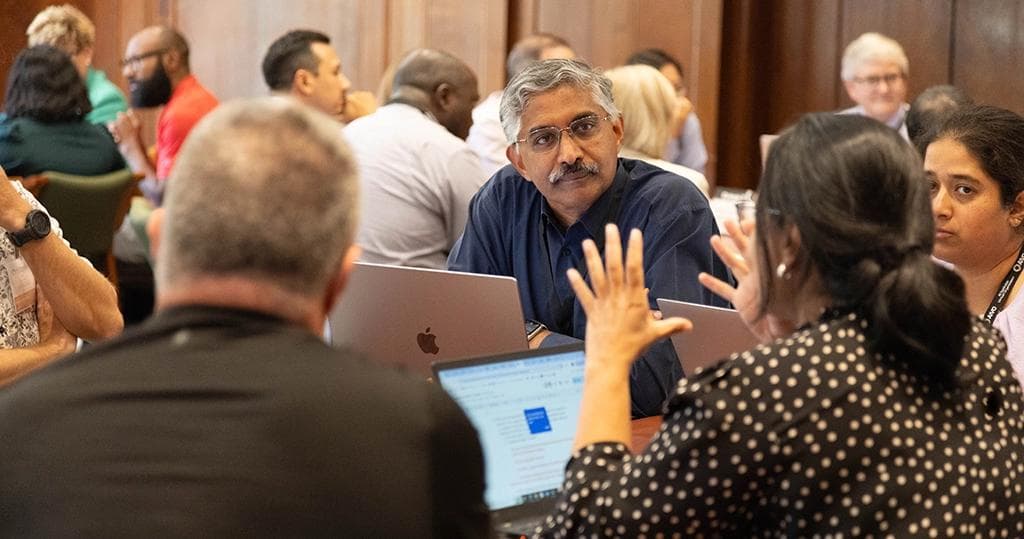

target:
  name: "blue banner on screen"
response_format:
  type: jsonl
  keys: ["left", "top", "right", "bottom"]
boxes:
{"left": 435, "top": 348, "right": 586, "bottom": 510}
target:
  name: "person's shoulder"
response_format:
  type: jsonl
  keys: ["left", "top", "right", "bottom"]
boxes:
{"left": 621, "top": 158, "right": 711, "bottom": 211}
{"left": 168, "top": 76, "right": 218, "bottom": 116}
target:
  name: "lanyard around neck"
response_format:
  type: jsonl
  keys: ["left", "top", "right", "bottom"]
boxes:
{"left": 983, "top": 241, "right": 1024, "bottom": 324}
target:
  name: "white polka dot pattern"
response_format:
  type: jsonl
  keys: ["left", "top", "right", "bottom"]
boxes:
{"left": 538, "top": 313, "right": 1024, "bottom": 537}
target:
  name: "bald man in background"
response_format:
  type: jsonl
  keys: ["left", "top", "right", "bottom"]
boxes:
{"left": 343, "top": 49, "right": 485, "bottom": 269}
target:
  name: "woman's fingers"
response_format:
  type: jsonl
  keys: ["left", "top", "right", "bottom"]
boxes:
{"left": 698, "top": 271, "right": 737, "bottom": 304}
{"left": 625, "top": 228, "right": 645, "bottom": 292}
{"left": 602, "top": 224, "right": 624, "bottom": 292}
{"left": 709, "top": 235, "right": 749, "bottom": 278}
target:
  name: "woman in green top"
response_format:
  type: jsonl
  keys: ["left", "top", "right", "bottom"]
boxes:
{"left": 0, "top": 46, "right": 126, "bottom": 177}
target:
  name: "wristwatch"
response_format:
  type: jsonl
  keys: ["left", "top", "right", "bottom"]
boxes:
{"left": 525, "top": 319, "right": 548, "bottom": 341}
{"left": 7, "top": 209, "right": 51, "bottom": 247}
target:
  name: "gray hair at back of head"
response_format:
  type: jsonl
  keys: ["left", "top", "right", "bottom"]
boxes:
{"left": 841, "top": 32, "right": 909, "bottom": 81}
{"left": 158, "top": 98, "right": 360, "bottom": 297}
{"left": 499, "top": 59, "right": 619, "bottom": 144}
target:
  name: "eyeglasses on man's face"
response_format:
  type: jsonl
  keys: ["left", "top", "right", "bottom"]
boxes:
{"left": 121, "top": 49, "right": 167, "bottom": 71}
{"left": 852, "top": 72, "right": 904, "bottom": 87}
{"left": 515, "top": 114, "right": 612, "bottom": 153}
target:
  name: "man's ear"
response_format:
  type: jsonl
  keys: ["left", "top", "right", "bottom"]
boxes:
{"left": 433, "top": 82, "right": 454, "bottom": 111}
{"left": 322, "top": 244, "right": 362, "bottom": 316}
{"left": 610, "top": 114, "right": 625, "bottom": 150}
{"left": 506, "top": 143, "right": 532, "bottom": 182}
{"left": 293, "top": 69, "right": 314, "bottom": 97}
{"left": 145, "top": 207, "right": 165, "bottom": 263}
{"left": 162, "top": 48, "right": 182, "bottom": 74}
{"left": 842, "top": 79, "right": 857, "bottom": 102}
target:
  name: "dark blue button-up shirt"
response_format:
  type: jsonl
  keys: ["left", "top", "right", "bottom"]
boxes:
{"left": 448, "top": 158, "right": 731, "bottom": 417}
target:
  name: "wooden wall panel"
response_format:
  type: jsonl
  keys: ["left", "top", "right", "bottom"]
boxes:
{"left": 388, "top": 0, "right": 508, "bottom": 95}
{"left": 953, "top": 0, "right": 1024, "bottom": 114}
{"left": 173, "top": 0, "right": 389, "bottom": 100}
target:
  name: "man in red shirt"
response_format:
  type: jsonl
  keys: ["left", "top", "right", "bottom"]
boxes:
{"left": 109, "top": 26, "right": 218, "bottom": 205}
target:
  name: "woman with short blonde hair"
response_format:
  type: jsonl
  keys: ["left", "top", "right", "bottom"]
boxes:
{"left": 605, "top": 64, "right": 709, "bottom": 195}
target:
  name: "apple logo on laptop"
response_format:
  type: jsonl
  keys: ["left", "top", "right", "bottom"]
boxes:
{"left": 417, "top": 327, "right": 440, "bottom": 355}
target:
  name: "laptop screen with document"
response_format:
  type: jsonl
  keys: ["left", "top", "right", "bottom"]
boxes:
{"left": 433, "top": 345, "right": 585, "bottom": 511}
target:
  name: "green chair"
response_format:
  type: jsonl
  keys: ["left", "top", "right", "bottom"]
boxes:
{"left": 35, "top": 168, "right": 138, "bottom": 282}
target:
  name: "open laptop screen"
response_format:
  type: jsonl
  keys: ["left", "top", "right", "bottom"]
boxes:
{"left": 434, "top": 345, "right": 585, "bottom": 510}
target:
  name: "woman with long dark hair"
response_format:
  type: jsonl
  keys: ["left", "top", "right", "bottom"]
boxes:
{"left": 0, "top": 45, "right": 125, "bottom": 176}
{"left": 539, "top": 113, "right": 1024, "bottom": 536}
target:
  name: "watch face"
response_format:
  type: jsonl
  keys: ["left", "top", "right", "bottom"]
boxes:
{"left": 27, "top": 210, "right": 51, "bottom": 237}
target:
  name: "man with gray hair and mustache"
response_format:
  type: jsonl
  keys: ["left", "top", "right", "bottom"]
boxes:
{"left": 448, "top": 59, "right": 730, "bottom": 418}
{"left": 0, "top": 98, "right": 487, "bottom": 537}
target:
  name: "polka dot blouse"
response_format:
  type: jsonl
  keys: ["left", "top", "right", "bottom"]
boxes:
{"left": 539, "top": 312, "right": 1024, "bottom": 537}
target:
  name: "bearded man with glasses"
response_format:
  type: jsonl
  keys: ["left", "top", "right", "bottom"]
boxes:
{"left": 448, "top": 59, "right": 730, "bottom": 418}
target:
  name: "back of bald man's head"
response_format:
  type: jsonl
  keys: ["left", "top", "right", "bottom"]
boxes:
{"left": 392, "top": 48, "right": 475, "bottom": 93}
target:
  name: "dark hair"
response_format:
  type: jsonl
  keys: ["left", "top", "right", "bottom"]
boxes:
{"left": 906, "top": 85, "right": 972, "bottom": 149}
{"left": 262, "top": 30, "right": 330, "bottom": 91}
{"left": 757, "top": 113, "right": 969, "bottom": 387}
{"left": 506, "top": 33, "right": 571, "bottom": 80}
{"left": 4, "top": 45, "right": 91, "bottom": 122}
{"left": 626, "top": 48, "right": 683, "bottom": 79}
{"left": 925, "top": 104, "right": 1024, "bottom": 208}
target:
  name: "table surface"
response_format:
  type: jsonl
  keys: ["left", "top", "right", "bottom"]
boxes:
{"left": 630, "top": 415, "right": 663, "bottom": 453}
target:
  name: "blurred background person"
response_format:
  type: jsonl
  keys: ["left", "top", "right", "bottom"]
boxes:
{"left": 924, "top": 104, "right": 1024, "bottom": 385}
{"left": 627, "top": 48, "right": 708, "bottom": 175}
{"left": 467, "top": 33, "right": 575, "bottom": 177}
{"left": 906, "top": 84, "right": 972, "bottom": 149}
{"left": 538, "top": 113, "right": 1024, "bottom": 536}
{"left": 26, "top": 3, "right": 127, "bottom": 126}
{"left": 261, "top": 29, "right": 351, "bottom": 120}
{"left": 604, "top": 64, "right": 709, "bottom": 196}
{"left": 345, "top": 49, "right": 484, "bottom": 269}
{"left": 0, "top": 46, "right": 124, "bottom": 177}
{"left": 839, "top": 32, "right": 910, "bottom": 139}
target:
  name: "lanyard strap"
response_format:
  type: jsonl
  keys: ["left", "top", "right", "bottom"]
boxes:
{"left": 984, "top": 241, "right": 1024, "bottom": 324}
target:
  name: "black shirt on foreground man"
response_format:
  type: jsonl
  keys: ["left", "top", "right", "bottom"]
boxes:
{"left": 0, "top": 98, "right": 488, "bottom": 538}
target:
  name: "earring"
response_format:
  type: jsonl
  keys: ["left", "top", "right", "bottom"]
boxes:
{"left": 776, "top": 263, "right": 788, "bottom": 279}
{"left": 1012, "top": 218, "right": 1022, "bottom": 228}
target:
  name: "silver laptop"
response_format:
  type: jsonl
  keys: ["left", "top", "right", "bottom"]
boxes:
{"left": 656, "top": 299, "right": 760, "bottom": 374}
{"left": 432, "top": 345, "right": 586, "bottom": 536}
{"left": 328, "top": 262, "right": 528, "bottom": 376}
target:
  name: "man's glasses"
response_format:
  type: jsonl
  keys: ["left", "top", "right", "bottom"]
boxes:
{"left": 852, "top": 72, "right": 904, "bottom": 87}
{"left": 515, "top": 115, "right": 612, "bottom": 153}
{"left": 121, "top": 49, "right": 167, "bottom": 71}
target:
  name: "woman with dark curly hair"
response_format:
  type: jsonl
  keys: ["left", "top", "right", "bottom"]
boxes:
{"left": 0, "top": 45, "right": 125, "bottom": 177}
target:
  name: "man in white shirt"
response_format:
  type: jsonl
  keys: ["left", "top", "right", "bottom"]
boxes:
{"left": 467, "top": 34, "right": 575, "bottom": 177}
{"left": 344, "top": 49, "right": 484, "bottom": 269}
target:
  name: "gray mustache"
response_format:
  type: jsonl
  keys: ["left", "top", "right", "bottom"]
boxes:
{"left": 548, "top": 161, "right": 599, "bottom": 184}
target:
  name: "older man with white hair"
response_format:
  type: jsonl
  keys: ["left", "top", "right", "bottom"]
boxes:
{"left": 0, "top": 98, "right": 487, "bottom": 537}
{"left": 839, "top": 32, "right": 911, "bottom": 139}
{"left": 449, "top": 59, "right": 731, "bottom": 418}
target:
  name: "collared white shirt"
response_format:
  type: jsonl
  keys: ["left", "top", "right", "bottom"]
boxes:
{"left": 344, "top": 103, "right": 487, "bottom": 269}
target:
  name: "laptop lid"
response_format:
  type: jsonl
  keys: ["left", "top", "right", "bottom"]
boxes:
{"left": 432, "top": 345, "right": 585, "bottom": 521}
{"left": 329, "top": 262, "right": 528, "bottom": 377}
{"left": 656, "top": 299, "right": 760, "bottom": 374}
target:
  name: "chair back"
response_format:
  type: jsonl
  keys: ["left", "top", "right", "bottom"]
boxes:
{"left": 36, "top": 169, "right": 137, "bottom": 259}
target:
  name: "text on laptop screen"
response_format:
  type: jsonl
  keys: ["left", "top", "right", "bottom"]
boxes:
{"left": 436, "top": 349, "right": 586, "bottom": 510}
